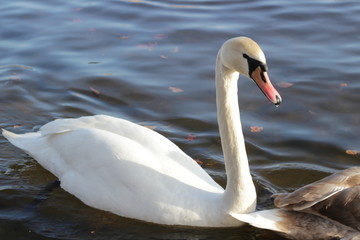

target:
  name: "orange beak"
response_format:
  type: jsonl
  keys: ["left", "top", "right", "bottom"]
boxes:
{"left": 251, "top": 66, "right": 282, "bottom": 105}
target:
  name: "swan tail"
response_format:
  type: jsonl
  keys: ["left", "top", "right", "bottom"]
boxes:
{"left": 2, "top": 128, "right": 66, "bottom": 179}
{"left": 2, "top": 129, "right": 41, "bottom": 151}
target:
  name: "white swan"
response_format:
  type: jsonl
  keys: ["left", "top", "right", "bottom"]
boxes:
{"left": 2, "top": 37, "right": 281, "bottom": 227}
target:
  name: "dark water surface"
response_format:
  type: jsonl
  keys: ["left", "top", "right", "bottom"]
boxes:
{"left": 1, "top": 0, "right": 360, "bottom": 239}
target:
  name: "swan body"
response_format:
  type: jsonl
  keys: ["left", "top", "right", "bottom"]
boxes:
{"left": 233, "top": 167, "right": 360, "bottom": 239}
{"left": 3, "top": 116, "right": 227, "bottom": 226}
{"left": 2, "top": 37, "right": 281, "bottom": 227}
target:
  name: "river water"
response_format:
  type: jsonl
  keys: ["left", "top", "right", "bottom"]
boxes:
{"left": 1, "top": 0, "right": 360, "bottom": 239}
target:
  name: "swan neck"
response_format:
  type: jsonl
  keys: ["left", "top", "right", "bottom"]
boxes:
{"left": 215, "top": 53, "right": 256, "bottom": 213}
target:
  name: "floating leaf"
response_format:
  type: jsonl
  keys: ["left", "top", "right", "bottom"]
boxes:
{"left": 250, "top": 126, "right": 264, "bottom": 132}
{"left": 186, "top": 134, "right": 196, "bottom": 141}
{"left": 277, "top": 82, "right": 294, "bottom": 88}
{"left": 169, "top": 86, "right": 183, "bottom": 93}
{"left": 119, "top": 36, "right": 129, "bottom": 40}
{"left": 194, "top": 159, "right": 203, "bottom": 166}
{"left": 89, "top": 86, "right": 101, "bottom": 97}
{"left": 205, "top": 161, "right": 218, "bottom": 167}
{"left": 13, "top": 124, "right": 22, "bottom": 128}
{"left": 339, "top": 83, "right": 348, "bottom": 87}
{"left": 345, "top": 149, "right": 359, "bottom": 155}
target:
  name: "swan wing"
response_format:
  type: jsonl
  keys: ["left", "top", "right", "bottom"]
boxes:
{"left": 273, "top": 167, "right": 360, "bottom": 211}
{"left": 312, "top": 186, "right": 360, "bottom": 231}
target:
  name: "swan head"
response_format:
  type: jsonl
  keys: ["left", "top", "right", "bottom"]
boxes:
{"left": 219, "top": 37, "right": 282, "bottom": 105}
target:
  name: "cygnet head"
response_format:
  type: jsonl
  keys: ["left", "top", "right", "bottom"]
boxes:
{"left": 219, "top": 36, "right": 282, "bottom": 105}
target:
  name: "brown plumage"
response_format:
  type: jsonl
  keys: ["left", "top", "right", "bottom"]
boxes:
{"left": 273, "top": 167, "right": 360, "bottom": 211}
{"left": 276, "top": 209, "right": 360, "bottom": 240}
{"left": 312, "top": 186, "right": 360, "bottom": 231}
{"left": 233, "top": 167, "right": 360, "bottom": 239}
{"left": 273, "top": 167, "right": 360, "bottom": 238}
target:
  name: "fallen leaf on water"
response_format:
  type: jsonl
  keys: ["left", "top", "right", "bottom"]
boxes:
{"left": 169, "top": 86, "right": 183, "bottom": 93}
{"left": 250, "top": 126, "right": 264, "bottom": 133}
{"left": 13, "top": 124, "right": 22, "bottom": 128}
{"left": 339, "top": 83, "right": 348, "bottom": 87}
{"left": 194, "top": 159, "right": 203, "bottom": 166}
{"left": 277, "top": 82, "right": 294, "bottom": 88}
{"left": 345, "top": 149, "right": 359, "bottom": 155}
{"left": 119, "top": 36, "right": 129, "bottom": 40}
{"left": 186, "top": 134, "right": 196, "bottom": 141}
{"left": 205, "top": 161, "right": 218, "bottom": 167}
{"left": 89, "top": 86, "right": 101, "bottom": 97}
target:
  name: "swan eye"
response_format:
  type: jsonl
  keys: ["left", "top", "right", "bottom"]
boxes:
{"left": 242, "top": 53, "right": 268, "bottom": 76}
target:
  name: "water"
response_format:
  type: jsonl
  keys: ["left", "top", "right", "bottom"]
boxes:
{"left": 1, "top": 0, "right": 360, "bottom": 239}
